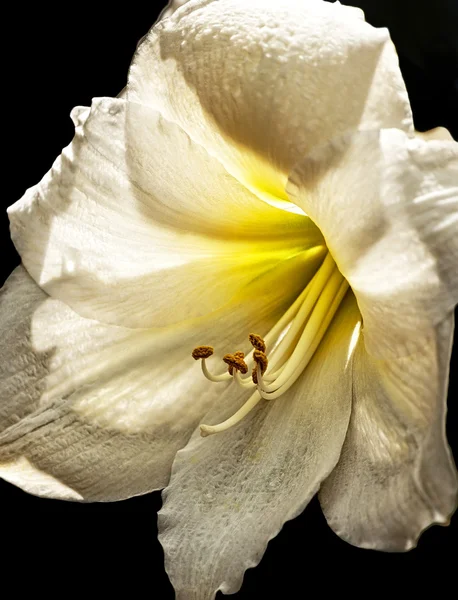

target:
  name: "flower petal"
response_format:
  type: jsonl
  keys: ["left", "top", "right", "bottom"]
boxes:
{"left": 9, "top": 97, "right": 316, "bottom": 328}
{"left": 288, "top": 128, "right": 458, "bottom": 357}
{"left": 319, "top": 315, "right": 457, "bottom": 550}
{"left": 0, "top": 262, "right": 314, "bottom": 501}
{"left": 128, "top": 0, "right": 412, "bottom": 209}
{"left": 416, "top": 127, "right": 454, "bottom": 142}
{"left": 159, "top": 0, "right": 191, "bottom": 21}
{"left": 158, "top": 293, "right": 361, "bottom": 599}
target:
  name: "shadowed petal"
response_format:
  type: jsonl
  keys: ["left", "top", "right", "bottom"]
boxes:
{"left": 288, "top": 128, "right": 458, "bottom": 357}
{"left": 319, "top": 315, "right": 457, "bottom": 550}
{"left": 158, "top": 293, "right": 360, "bottom": 599}
{"left": 0, "top": 259, "right": 317, "bottom": 500}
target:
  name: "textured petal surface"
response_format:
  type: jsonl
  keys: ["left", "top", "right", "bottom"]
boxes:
{"left": 8, "top": 97, "right": 317, "bottom": 328}
{"left": 158, "top": 293, "right": 361, "bottom": 599}
{"left": 128, "top": 0, "right": 412, "bottom": 210}
{"left": 320, "top": 315, "right": 457, "bottom": 550}
{"left": 0, "top": 262, "right": 316, "bottom": 501}
{"left": 288, "top": 128, "right": 458, "bottom": 357}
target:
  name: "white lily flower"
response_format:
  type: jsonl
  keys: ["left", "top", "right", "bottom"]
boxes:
{"left": 1, "top": 0, "right": 457, "bottom": 598}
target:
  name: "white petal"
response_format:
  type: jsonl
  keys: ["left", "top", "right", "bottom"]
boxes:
{"left": 416, "top": 127, "right": 454, "bottom": 142}
{"left": 159, "top": 0, "right": 191, "bottom": 21}
{"left": 9, "top": 97, "right": 316, "bottom": 328}
{"left": 0, "top": 264, "right": 311, "bottom": 501}
{"left": 319, "top": 315, "right": 457, "bottom": 550}
{"left": 158, "top": 293, "right": 361, "bottom": 600}
{"left": 128, "top": 0, "right": 412, "bottom": 209}
{"left": 288, "top": 128, "right": 458, "bottom": 357}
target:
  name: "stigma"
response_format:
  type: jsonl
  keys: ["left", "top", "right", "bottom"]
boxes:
{"left": 192, "top": 252, "right": 349, "bottom": 437}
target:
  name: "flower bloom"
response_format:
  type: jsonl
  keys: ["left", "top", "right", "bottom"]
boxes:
{"left": 1, "top": 0, "right": 457, "bottom": 598}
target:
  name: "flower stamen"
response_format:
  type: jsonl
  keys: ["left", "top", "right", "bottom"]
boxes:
{"left": 252, "top": 348, "right": 268, "bottom": 384}
{"left": 191, "top": 345, "right": 214, "bottom": 360}
{"left": 226, "top": 351, "right": 247, "bottom": 375}
{"left": 195, "top": 252, "right": 349, "bottom": 436}
{"left": 223, "top": 352, "right": 248, "bottom": 375}
{"left": 200, "top": 390, "right": 263, "bottom": 437}
{"left": 248, "top": 333, "right": 266, "bottom": 353}
{"left": 192, "top": 345, "right": 231, "bottom": 383}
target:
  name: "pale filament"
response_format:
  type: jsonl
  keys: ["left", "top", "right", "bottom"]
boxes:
{"left": 201, "top": 359, "right": 231, "bottom": 383}
{"left": 194, "top": 252, "right": 349, "bottom": 437}
{"left": 233, "top": 369, "right": 254, "bottom": 389}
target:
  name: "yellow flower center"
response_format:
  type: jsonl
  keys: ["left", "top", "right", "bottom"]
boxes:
{"left": 192, "top": 252, "right": 349, "bottom": 436}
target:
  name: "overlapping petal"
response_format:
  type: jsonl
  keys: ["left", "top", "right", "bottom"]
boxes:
{"left": 320, "top": 315, "right": 457, "bottom": 550}
{"left": 288, "top": 128, "right": 458, "bottom": 357}
{"left": 0, "top": 257, "right": 320, "bottom": 500}
{"left": 128, "top": 0, "right": 412, "bottom": 211}
{"left": 8, "top": 97, "right": 317, "bottom": 329}
{"left": 158, "top": 293, "right": 361, "bottom": 599}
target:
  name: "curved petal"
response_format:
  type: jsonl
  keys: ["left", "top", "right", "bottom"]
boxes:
{"left": 288, "top": 128, "right": 458, "bottom": 358}
{"left": 319, "top": 315, "right": 457, "bottom": 550}
{"left": 158, "top": 292, "right": 361, "bottom": 600}
{"left": 0, "top": 260, "right": 317, "bottom": 501}
{"left": 128, "top": 0, "right": 412, "bottom": 210}
{"left": 159, "top": 0, "right": 191, "bottom": 21}
{"left": 8, "top": 97, "right": 316, "bottom": 328}
{"left": 416, "top": 127, "right": 454, "bottom": 142}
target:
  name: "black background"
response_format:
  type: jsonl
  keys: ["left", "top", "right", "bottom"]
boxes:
{"left": 2, "top": 1, "right": 457, "bottom": 597}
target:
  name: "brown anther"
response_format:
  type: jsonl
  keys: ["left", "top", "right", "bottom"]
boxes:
{"left": 252, "top": 366, "right": 259, "bottom": 384}
{"left": 223, "top": 352, "right": 248, "bottom": 375}
{"left": 253, "top": 349, "right": 268, "bottom": 371}
{"left": 227, "top": 351, "right": 245, "bottom": 375}
{"left": 252, "top": 349, "right": 268, "bottom": 384}
{"left": 249, "top": 333, "right": 266, "bottom": 353}
{"left": 192, "top": 345, "right": 214, "bottom": 360}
